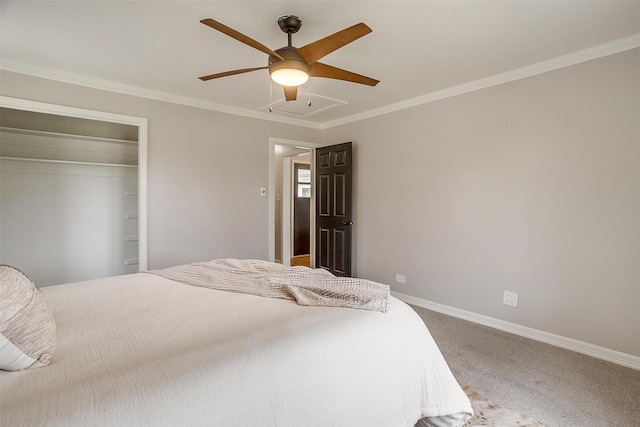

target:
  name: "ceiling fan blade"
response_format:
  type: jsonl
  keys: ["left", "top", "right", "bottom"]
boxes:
{"left": 311, "top": 62, "right": 379, "bottom": 86}
{"left": 201, "top": 18, "right": 284, "bottom": 61}
{"left": 198, "top": 67, "right": 267, "bottom": 81}
{"left": 297, "top": 23, "right": 372, "bottom": 65}
{"left": 283, "top": 86, "right": 298, "bottom": 102}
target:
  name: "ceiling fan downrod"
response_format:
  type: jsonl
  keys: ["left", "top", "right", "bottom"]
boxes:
{"left": 278, "top": 15, "right": 302, "bottom": 47}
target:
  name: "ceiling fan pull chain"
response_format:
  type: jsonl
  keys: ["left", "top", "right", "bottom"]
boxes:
{"left": 269, "top": 79, "right": 273, "bottom": 112}
{"left": 308, "top": 79, "right": 311, "bottom": 107}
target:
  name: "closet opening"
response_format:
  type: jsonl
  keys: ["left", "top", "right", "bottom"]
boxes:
{"left": 0, "top": 97, "right": 147, "bottom": 286}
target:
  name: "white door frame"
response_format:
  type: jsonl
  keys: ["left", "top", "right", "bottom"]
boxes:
{"left": 281, "top": 155, "right": 292, "bottom": 265}
{"left": 0, "top": 96, "right": 148, "bottom": 270}
{"left": 268, "top": 137, "right": 321, "bottom": 265}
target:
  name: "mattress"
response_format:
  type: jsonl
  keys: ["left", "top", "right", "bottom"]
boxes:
{"left": 0, "top": 270, "right": 472, "bottom": 426}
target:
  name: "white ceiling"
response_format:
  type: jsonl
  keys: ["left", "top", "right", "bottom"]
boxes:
{"left": 2, "top": 1, "right": 639, "bottom": 127}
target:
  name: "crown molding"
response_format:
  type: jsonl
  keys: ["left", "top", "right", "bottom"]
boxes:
{"left": 0, "top": 60, "right": 323, "bottom": 130}
{"left": 2, "top": 33, "right": 638, "bottom": 130}
{"left": 321, "top": 33, "right": 640, "bottom": 129}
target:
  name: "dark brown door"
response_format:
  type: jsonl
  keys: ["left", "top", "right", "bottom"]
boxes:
{"left": 315, "top": 142, "right": 353, "bottom": 277}
{"left": 293, "top": 163, "right": 311, "bottom": 256}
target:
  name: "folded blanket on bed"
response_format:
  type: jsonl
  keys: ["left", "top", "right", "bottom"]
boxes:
{"left": 146, "top": 259, "right": 391, "bottom": 313}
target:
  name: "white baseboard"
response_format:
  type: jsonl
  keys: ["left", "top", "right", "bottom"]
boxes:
{"left": 392, "top": 291, "right": 640, "bottom": 371}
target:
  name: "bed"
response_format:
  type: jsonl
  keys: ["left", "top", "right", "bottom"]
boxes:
{"left": 0, "top": 260, "right": 473, "bottom": 427}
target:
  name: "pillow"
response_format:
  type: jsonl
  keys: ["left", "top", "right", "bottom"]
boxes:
{"left": 0, "top": 265, "right": 56, "bottom": 371}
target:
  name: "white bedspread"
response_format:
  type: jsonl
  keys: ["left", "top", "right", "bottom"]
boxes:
{"left": 0, "top": 271, "right": 472, "bottom": 426}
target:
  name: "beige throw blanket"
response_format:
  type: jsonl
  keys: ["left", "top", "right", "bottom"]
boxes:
{"left": 146, "top": 259, "right": 391, "bottom": 313}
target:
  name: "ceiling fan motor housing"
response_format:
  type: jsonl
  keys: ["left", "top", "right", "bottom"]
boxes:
{"left": 268, "top": 46, "right": 310, "bottom": 86}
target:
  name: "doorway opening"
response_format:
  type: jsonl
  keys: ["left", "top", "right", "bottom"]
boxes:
{"left": 291, "top": 157, "right": 311, "bottom": 266}
{"left": 268, "top": 138, "right": 320, "bottom": 266}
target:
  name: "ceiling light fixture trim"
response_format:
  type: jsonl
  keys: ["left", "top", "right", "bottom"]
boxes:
{"left": 268, "top": 47, "right": 310, "bottom": 86}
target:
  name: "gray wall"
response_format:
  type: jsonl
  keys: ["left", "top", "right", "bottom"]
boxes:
{"left": 0, "top": 70, "right": 321, "bottom": 270}
{"left": 323, "top": 48, "right": 640, "bottom": 357}
{"left": 1, "top": 48, "right": 638, "bottom": 357}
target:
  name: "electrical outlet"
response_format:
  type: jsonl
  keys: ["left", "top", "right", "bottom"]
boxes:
{"left": 395, "top": 274, "right": 405, "bottom": 283}
{"left": 503, "top": 291, "right": 519, "bottom": 307}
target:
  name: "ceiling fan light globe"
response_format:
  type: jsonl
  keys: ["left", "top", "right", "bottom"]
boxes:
{"left": 270, "top": 68, "right": 309, "bottom": 86}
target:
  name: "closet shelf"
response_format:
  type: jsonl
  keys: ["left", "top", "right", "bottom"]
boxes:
{"left": 0, "top": 126, "right": 138, "bottom": 145}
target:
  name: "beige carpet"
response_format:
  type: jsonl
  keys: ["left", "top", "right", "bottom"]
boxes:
{"left": 410, "top": 305, "right": 640, "bottom": 426}
{"left": 462, "top": 384, "right": 546, "bottom": 426}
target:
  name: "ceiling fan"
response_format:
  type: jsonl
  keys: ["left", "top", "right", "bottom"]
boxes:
{"left": 198, "top": 15, "right": 379, "bottom": 102}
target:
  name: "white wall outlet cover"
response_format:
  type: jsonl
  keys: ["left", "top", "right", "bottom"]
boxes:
{"left": 503, "top": 291, "right": 519, "bottom": 307}
{"left": 260, "top": 187, "right": 267, "bottom": 196}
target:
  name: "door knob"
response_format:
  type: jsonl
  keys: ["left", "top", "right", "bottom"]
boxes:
{"left": 341, "top": 220, "right": 353, "bottom": 225}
